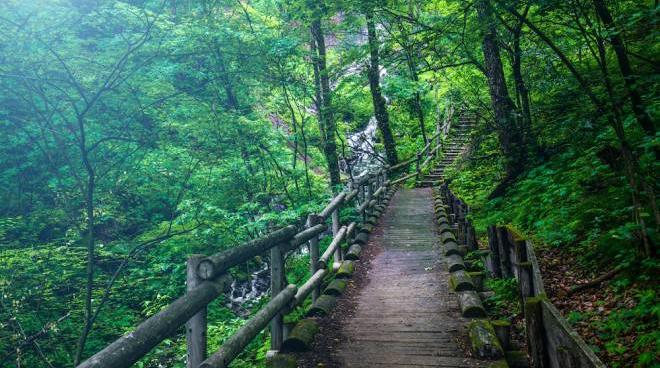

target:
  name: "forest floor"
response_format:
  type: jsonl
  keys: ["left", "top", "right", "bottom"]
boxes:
{"left": 537, "top": 247, "right": 647, "bottom": 368}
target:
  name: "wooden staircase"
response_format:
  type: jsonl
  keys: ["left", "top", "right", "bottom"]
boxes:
{"left": 417, "top": 111, "right": 475, "bottom": 187}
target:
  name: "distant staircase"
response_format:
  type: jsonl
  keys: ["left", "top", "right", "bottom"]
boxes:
{"left": 417, "top": 110, "right": 475, "bottom": 187}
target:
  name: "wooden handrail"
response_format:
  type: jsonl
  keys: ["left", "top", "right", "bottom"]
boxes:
{"left": 78, "top": 166, "right": 392, "bottom": 368}
{"left": 197, "top": 225, "right": 298, "bottom": 280}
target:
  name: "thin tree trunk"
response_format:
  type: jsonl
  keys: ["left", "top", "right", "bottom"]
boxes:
{"left": 592, "top": 0, "right": 655, "bottom": 136}
{"left": 310, "top": 15, "right": 341, "bottom": 187}
{"left": 511, "top": 5, "right": 534, "bottom": 151}
{"left": 365, "top": 7, "right": 398, "bottom": 166}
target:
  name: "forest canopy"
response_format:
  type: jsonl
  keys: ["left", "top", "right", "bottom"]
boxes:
{"left": 0, "top": 0, "right": 657, "bottom": 367}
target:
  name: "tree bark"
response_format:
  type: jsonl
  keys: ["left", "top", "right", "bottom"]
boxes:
{"left": 476, "top": 0, "right": 526, "bottom": 187}
{"left": 365, "top": 7, "right": 398, "bottom": 166}
{"left": 511, "top": 5, "right": 534, "bottom": 152}
{"left": 310, "top": 14, "right": 341, "bottom": 187}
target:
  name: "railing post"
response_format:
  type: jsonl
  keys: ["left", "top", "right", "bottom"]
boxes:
{"left": 186, "top": 255, "right": 207, "bottom": 368}
{"left": 269, "top": 244, "right": 285, "bottom": 352}
{"left": 364, "top": 181, "right": 373, "bottom": 222}
{"left": 487, "top": 225, "right": 502, "bottom": 278}
{"left": 332, "top": 206, "right": 342, "bottom": 270}
{"left": 415, "top": 152, "right": 422, "bottom": 180}
{"left": 524, "top": 296, "right": 549, "bottom": 368}
{"left": 306, "top": 214, "right": 321, "bottom": 301}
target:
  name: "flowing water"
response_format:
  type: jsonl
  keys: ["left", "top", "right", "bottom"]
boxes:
{"left": 225, "top": 62, "right": 390, "bottom": 313}
{"left": 346, "top": 67, "right": 389, "bottom": 177}
{"left": 226, "top": 264, "right": 271, "bottom": 315}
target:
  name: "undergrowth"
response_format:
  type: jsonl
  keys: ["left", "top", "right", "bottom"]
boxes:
{"left": 446, "top": 133, "right": 659, "bottom": 367}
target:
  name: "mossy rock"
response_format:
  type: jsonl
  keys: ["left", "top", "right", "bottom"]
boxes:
{"left": 355, "top": 231, "right": 369, "bottom": 245}
{"left": 457, "top": 290, "right": 486, "bottom": 317}
{"left": 336, "top": 261, "right": 355, "bottom": 279}
{"left": 307, "top": 295, "right": 337, "bottom": 316}
{"left": 345, "top": 243, "right": 362, "bottom": 260}
{"left": 437, "top": 222, "right": 452, "bottom": 234}
{"left": 361, "top": 223, "right": 375, "bottom": 234}
{"left": 324, "top": 279, "right": 347, "bottom": 296}
{"left": 450, "top": 270, "right": 475, "bottom": 292}
{"left": 446, "top": 254, "right": 466, "bottom": 272}
{"left": 440, "top": 231, "right": 457, "bottom": 244}
{"left": 468, "top": 319, "right": 504, "bottom": 359}
{"left": 282, "top": 319, "right": 319, "bottom": 352}
{"left": 444, "top": 241, "right": 461, "bottom": 257}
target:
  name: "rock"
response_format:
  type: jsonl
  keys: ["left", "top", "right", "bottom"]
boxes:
{"left": 436, "top": 215, "right": 450, "bottom": 225}
{"left": 354, "top": 231, "right": 369, "bottom": 245}
{"left": 447, "top": 254, "right": 466, "bottom": 272}
{"left": 336, "top": 261, "right": 355, "bottom": 279}
{"left": 468, "top": 319, "right": 504, "bottom": 359}
{"left": 282, "top": 319, "right": 319, "bottom": 351}
{"left": 307, "top": 295, "right": 337, "bottom": 316}
{"left": 324, "top": 279, "right": 347, "bottom": 296}
{"left": 437, "top": 222, "right": 452, "bottom": 234}
{"left": 444, "top": 241, "right": 461, "bottom": 257}
{"left": 450, "top": 270, "right": 475, "bottom": 291}
{"left": 345, "top": 243, "right": 362, "bottom": 260}
{"left": 457, "top": 290, "right": 487, "bottom": 317}
{"left": 441, "top": 231, "right": 457, "bottom": 244}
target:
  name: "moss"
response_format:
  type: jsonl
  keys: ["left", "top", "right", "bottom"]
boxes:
{"left": 491, "top": 319, "right": 511, "bottom": 328}
{"left": 336, "top": 260, "right": 355, "bottom": 279}
{"left": 504, "top": 225, "right": 526, "bottom": 242}
{"left": 491, "top": 359, "right": 510, "bottom": 368}
{"left": 468, "top": 319, "right": 504, "bottom": 359}
{"left": 281, "top": 319, "right": 319, "bottom": 352}
{"left": 324, "top": 279, "right": 347, "bottom": 296}
{"left": 307, "top": 295, "right": 337, "bottom": 316}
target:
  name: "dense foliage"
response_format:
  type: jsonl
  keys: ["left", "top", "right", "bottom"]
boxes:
{"left": 0, "top": 0, "right": 657, "bottom": 367}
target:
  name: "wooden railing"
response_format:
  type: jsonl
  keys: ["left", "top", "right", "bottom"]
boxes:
{"left": 78, "top": 167, "right": 395, "bottom": 368}
{"left": 78, "top": 104, "right": 460, "bottom": 368}
{"left": 441, "top": 185, "right": 606, "bottom": 368}
{"left": 388, "top": 103, "right": 456, "bottom": 185}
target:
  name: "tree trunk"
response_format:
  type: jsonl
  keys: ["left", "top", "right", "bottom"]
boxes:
{"left": 592, "top": 0, "right": 655, "bottom": 136}
{"left": 365, "top": 8, "right": 398, "bottom": 166}
{"left": 476, "top": 0, "right": 526, "bottom": 187}
{"left": 310, "top": 16, "right": 341, "bottom": 187}
{"left": 511, "top": 6, "right": 535, "bottom": 153}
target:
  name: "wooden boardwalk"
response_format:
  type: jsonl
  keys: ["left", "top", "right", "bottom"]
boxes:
{"left": 327, "top": 188, "right": 490, "bottom": 367}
